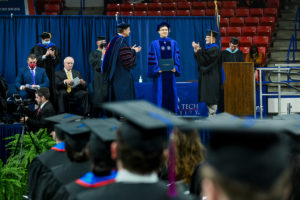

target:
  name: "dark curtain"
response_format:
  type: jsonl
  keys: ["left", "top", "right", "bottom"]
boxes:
{"left": 0, "top": 15, "right": 216, "bottom": 85}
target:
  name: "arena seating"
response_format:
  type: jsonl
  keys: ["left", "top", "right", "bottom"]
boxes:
{"left": 37, "top": 0, "right": 63, "bottom": 15}
{"left": 104, "top": 0, "right": 279, "bottom": 66}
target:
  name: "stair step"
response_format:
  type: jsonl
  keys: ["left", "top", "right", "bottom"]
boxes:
{"left": 276, "top": 30, "right": 300, "bottom": 39}
{"left": 278, "top": 21, "right": 298, "bottom": 28}
{"left": 279, "top": 13, "right": 297, "bottom": 20}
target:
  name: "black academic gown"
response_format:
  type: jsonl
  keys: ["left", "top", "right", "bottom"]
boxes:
{"left": 31, "top": 43, "right": 61, "bottom": 103}
{"left": 89, "top": 50, "right": 107, "bottom": 107}
{"left": 35, "top": 161, "right": 91, "bottom": 200}
{"left": 74, "top": 181, "right": 193, "bottom": 200}
{"left": 194, "top": 44, "right": 222, "bottom": 105}
{"left": 28, "top": 142, "right": 69, "bottom": 200}
{"left": 53, "top": 170, "right": 117, "bottom": 200}
{"left": 222, "top": 49, "right": 245, "bottom": 62}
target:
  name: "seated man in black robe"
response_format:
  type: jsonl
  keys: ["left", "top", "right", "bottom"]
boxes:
{"left": 53, "top": 118, "right": 120, "bottom": 200}
{"left": 200, "top": 121, "right": 291, "bottom": 200}
{"left": 28, "top": 113, "right": 83, "bottom": 200}
{"left": 35, "top": 121, "right": 91, "bottom": 200}
{"left": 74, "top": 100, "right": 191, "bottom": 200}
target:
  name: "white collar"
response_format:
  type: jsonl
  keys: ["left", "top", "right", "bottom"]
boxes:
{"left": 64, "top": 68, "right": 71, "bottom": 74}
{"left": 116, "top": 169, "right": 159, "bottom": 183}
{"left": 40, "top": 101, "right": 48, "bottom": 109}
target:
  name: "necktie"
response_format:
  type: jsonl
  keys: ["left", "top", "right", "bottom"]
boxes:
{"left": 36, "top": 107, "right": 41, "bottom": 116}
{"left": 67, "top": 70, "right": 72, "bottom": 93}
{"left": 31, "top": 69, "right": 35, "bottom": 85}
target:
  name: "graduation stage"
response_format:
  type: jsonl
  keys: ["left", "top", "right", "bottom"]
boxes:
{"left": 135, "top": 82, "right": 208, "bottom": 117}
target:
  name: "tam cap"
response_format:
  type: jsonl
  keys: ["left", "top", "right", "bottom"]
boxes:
{"left": 157, "top": 22, "right": 170, "bottom": 32}
{"left": 96, "top": 36, "right": 105, "bottom": 41}
{"left": 206, "top": 29, "right": 218, "bottom": 38}
{"left": 230, "top": 37, "right": 240, "bottom": 45}
{"left": 117, "top": 22, "right": 130, "bottom": 30}
{"left": 40, "top": 32, "right": 51, "bottom": 39}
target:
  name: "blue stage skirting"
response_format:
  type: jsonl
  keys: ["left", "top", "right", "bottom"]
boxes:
{"left": 135, "top": 82, "right": 208, "bottom": 117}
{"left": 0, "top": 123, "right": 22, "bottom": 163}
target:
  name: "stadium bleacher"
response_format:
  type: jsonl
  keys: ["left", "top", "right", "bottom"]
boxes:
{"left": 104, "top": 0, "right": 280, "bottom": 66}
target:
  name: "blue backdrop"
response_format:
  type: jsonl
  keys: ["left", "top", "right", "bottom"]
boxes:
{"left": 0, "top": 15, "right": 217, "bottom": 85}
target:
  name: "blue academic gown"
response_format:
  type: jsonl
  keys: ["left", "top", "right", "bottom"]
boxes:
{"left": 148, "top": 37, "right": 181, "bottom": 113}
{"left": 101, "top": 34, "right": 137, "bottom": 102}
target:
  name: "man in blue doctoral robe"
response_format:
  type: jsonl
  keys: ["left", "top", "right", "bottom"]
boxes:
{"left": 148, "top": 22, "right": 181, "bottom": 113}
{"left": 101, "top": 22, "right": 141, "bottom": 102}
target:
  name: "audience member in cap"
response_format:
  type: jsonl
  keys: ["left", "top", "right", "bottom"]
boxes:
{"left": 55, "top": 57, "right": 90, "bottom": 116}
{"left": 30, "top": 32, "right": 61, "bottom": 103}
{"left": 15, "top": 54, "right": 50, "bottom": 100}
{"left": 160, "top": 127, "right": 205, "bottom": 195}
{"left": 101, "top": 22, "right": 141, "bottom": 102}
{"left": 245, "top": 45, "right": 263, "bottom": 68}
{"left": 28, "top": 113, "right": 80, "bottom": 199}
{"left": 200, "top": 127, "right": 291, "bottom": 200}
{"left": 222, "top": 37, "right": 244, "bottom": 62}
{"left": 35, "top": 122, "right": 91, "bottom": 200}
{"left": 74, "top": 100, "right": 190, "bottom": 200}
{"left": 147, "top": 22, "right": 181, "bottom": 113}
{"left": 20, "top": 87, "right": 55, "bottom": 133}
{"left": 89, "top": 36, "right": 107, "bottom": 117}
{"left": 192, "top": 30, "right": 222, "bottom": 118}
{"left": 53, "top": 118, "right": 119, "bottom": 200}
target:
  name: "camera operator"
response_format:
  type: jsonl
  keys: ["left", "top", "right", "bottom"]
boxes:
{"left": 20, "top": 87, "right": 55, "bottom": 133}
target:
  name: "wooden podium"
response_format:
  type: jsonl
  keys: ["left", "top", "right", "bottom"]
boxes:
{"left": 223, "top": 62, "right": 255, "bottom": 116}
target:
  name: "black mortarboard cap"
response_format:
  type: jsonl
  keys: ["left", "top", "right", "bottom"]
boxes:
{"left": 269, "top": 116, "right": 300, "bottom": 155}
{"left": 44, "top": 113, "right": 83, "bottom": 139}
{"left": 102, "top": 100, "right": 188, "bottom": 153}
{"left": 203, "top": 119, "right": 290, "bottom": 190}
{"left": 84, "top": 118, "right": 120, "bottom": 142}
{"left": 117, "top": 22, "right": 130, "bottom": 30}
{"left": 55, "top": 122, "right": 91, "bottom": 152}
{"left": 40, "top": 32, "right": 51, "bottom": 39}
{"left": 206, "top": 29, "right": 218, "bottom": 38}
{"left": 230, "top": 37, "right": 240, "bottom": 45}
{"left": 45, "top": 113, "right": 83, "bottom": 124}
{"left": 84, "top": 118, "right": 121, "bottom": 155}
{"left": 156, "top": 22, "right": 170, "bottom": 31}
{"left": 96, "top": 36, "right": 105, "bottom": 41}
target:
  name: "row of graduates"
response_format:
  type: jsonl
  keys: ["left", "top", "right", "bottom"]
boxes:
{"left": 28, "top": 101, "right": 204, "bottom": 200}
{"left": 27, "top": 100, "right": 300, "bottom": 200}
